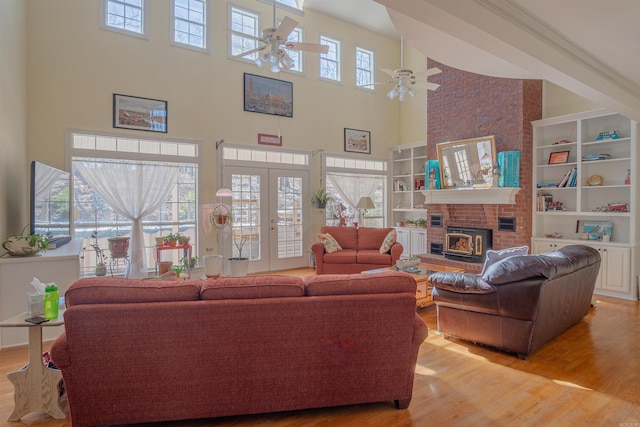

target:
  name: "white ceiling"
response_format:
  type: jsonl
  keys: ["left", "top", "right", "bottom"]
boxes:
{"left": 303, "top": 0, "right": 640, "bottom": 121}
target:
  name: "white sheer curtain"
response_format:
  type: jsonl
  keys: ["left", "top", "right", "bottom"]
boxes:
{"left": 75, "top": 161, "right": 179, "bottom": 278}
{"left": 327, "top": 172, "right": 379, "bottom": 210}
{"left": 34, "top": 163, "right": 66, "bottom": 200}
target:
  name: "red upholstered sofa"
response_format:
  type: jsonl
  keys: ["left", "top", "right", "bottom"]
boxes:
{"left": 50, "top": 273, "right": 427, "bottom": 426}
{"left": 311, "top": 226, "right": 403, "bottom": 274}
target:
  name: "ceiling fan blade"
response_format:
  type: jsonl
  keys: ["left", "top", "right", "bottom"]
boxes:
{"left": 233, "top": 46, "right": 266, "bottom": 58}
{"left": 227, "top": 29, "right": 265, "bottom": 43}
{"left": 414, "top": 67, "right": 442, "bottom": 78}
{"left": 426, "top": 83, "right": 440, "bottom": 91}
{"left": 274, "top": 16, "right": 298, "bottom": 41}
{"left": 380, "top": 68, "right": 396, "bottom": 77}
{"left": 285, "top": 42, "right": 329, "bottom": 53}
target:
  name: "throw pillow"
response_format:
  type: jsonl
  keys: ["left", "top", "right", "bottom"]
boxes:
{"left": 481, "top": 245, "right": 529, "bottom": 275}
{"left": 317, "top": 233, "right": 342, "bottom": 253}
{"left": 379, "top": 229, "right": 397, "bottom": 253}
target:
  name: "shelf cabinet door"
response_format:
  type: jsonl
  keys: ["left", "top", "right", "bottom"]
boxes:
{"left": 410, "top": 229, "right": 427, "bottom": 256}
{"left": 396, "top": 228, "right": 410, "bottom": 253}
{"left": 532, "top": 239, "right": 567, "bottom": 254}
{"left": 594, "top": 245, "right": 631, "bottom": 295}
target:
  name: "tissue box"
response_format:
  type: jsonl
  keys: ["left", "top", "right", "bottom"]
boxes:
{"left": 27, "top": 292, "right": 45, "bottom": 316}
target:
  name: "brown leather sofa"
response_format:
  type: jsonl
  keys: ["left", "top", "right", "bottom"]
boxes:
{"left": 311, "top": 226, "right": 403, "bottom": 274}
{"left": 429, "top": 245, "right": 600, "bottom": 359}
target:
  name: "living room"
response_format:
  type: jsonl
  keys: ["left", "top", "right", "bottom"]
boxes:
{"left": 2, "top": 0, "right": 640, "bottom": 425}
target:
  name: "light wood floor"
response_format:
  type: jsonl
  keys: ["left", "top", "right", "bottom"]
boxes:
{"left": 1, "top": 268, "right": 639, "bottom": 426}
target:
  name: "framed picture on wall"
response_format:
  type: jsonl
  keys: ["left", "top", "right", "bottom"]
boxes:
{"left": 113, "top": 94, "right": 167, "bottom": 133}
{"left": 243, "top": 73, "right": 293, "bottom": 118}
{"left": 344, "top": 128, "right": 371, "bottom": 154}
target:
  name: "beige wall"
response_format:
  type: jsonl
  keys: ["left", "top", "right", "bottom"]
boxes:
{"left": 25, "top": 0, "right": 401, "bottom": 206}
{"left": 543, "top": 81, "right": 602, "bottom": 118}
{"left": 0, "top": 0, "right": 27, "bottom": 239}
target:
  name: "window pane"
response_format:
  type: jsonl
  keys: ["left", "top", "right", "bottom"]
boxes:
{"left": 105, "top": 0, "right": 144, "bottom": 35}
{"left": 173, "top": 0, "right": 206, "bottom": 49}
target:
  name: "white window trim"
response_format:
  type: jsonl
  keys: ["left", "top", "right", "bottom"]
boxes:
{"left": 257, "top": 0, "right": 304, "bottom": 16}
{"left": 100, "top": 0, "right": 148, "bottom": 40}
{"left": 319, "top": 33, "right": 342, "bottom": 84}
{"left": 355, "top": 46, "right": 375, "bottom": 92}
{"left": 228, "top": 3, "right": 261, "bottom": 64}
{"left": 170, "top": 0, "right": 210, "bottom": 54}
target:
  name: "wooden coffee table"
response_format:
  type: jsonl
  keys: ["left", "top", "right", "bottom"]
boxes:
{"left": 364, "top": 263, "right": 464, "bottom": 308}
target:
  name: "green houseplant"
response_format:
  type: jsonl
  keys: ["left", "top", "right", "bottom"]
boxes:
{"left": 2, "top": 231, "right": 50, "bottom": 256}
{"left": 311, "top": 188, "right": 332, "bottom": 208}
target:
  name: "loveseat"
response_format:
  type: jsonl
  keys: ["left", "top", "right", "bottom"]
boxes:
{"left": 311, "top": 226, "right": 403, "bottom": 274}
{"left": 429, "top": 245, "right": 600, "bottom": 359}
{"left": 50, "top": 273, "right": 427, "bottom": 426}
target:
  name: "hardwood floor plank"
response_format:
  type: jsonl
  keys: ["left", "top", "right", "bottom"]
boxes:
{"left": 0, "top": 272, "right": 638, "bottom": 426}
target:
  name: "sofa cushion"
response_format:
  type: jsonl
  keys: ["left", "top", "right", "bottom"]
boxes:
{"left": 358, "top": 227, "right": 394, "bottom": 250}
{"left": 65, "top": 278, "right": 202, "bottom": 306}
{"left": 320, "top": 226, "right": 358, "bottom": 250}
{"left": 322, "top": 249, "right": 357, "bottom": 264}
{"left": 357, "top": 249, "right": 392, "bottom": 265}
{"left": 379, "top": 229, "right": 397, "bottom": 253}
{"left": 304, "top": 272, "right": 416, "bottom": 296}
{"left": 481, "top": 246, "right": 529, "bottom": 275}
{"left": 317, "top": 232, "right": 342, "bottom": 253}
{"left": 201, "top": 276, "right": 304, "bottom": 300}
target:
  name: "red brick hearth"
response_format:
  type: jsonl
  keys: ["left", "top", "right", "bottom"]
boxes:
{"left": 420, "top": 60, "right": 542, "bottom": 270}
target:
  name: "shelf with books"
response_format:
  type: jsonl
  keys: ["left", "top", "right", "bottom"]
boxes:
{"left": 532, "top": 109, "right": 639, "bottom": 300}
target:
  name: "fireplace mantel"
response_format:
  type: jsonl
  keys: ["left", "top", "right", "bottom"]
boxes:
{"left": 421, "top": 187, "right": 520, "bottom": 205}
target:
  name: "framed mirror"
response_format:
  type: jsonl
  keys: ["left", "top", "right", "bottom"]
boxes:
{"left": 437, "top": 135, "right": 497, "bottom": 188}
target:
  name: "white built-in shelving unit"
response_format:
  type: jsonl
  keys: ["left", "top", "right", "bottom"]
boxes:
{"left": 532, "top": 108, "right": 639, "bottom": 300}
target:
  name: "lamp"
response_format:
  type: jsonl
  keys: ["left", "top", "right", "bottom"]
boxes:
{"left": 356, "top": 197, "right": 375, "bottom": 226}
{"left": 216, "top": 188, "right": 232, "bottom": 198}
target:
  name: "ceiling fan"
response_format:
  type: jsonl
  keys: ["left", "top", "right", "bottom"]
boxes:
{"left": 370, "top": 38, "right": 441, "bottom": 101}
{"left": 231, "top": 1, "right": 328, "bottom": 73}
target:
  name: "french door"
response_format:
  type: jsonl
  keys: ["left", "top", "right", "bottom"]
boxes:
{"left": 225, "top": 167, "right": 310, "bottom": 273}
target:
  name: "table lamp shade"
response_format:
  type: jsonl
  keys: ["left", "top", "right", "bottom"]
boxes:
{"left": 357, "top": 197, "right": 375, "bottom": 209}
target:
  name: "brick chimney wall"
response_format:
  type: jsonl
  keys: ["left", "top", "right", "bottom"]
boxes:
{"left": 425, "top": 59, "right": 542, "bottom": 260}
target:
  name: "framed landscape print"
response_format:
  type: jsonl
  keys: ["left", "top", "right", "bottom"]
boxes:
{"left": 344, "top": 128, "right": 371, "bottom": 154}
{"left": 113, "top": 94, "right": 167, "bottom": 133}
{"left": 244, "top": 73, "right": 293, "bottom": 118}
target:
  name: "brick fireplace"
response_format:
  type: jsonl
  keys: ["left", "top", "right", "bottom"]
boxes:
{"left": 420, "top": 60, "right": 542, "bottom": 273}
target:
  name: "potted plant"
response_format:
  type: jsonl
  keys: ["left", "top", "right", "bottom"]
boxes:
{"left": 311, "top": 188, "right": 332, "bottom": 209}
{"left": 88, "top": 231, "right": 107, "bottom": 276}
{"left": 164, "top": 232, "right": 180, "bottom": 246}
{"left": 2, "top": 230, "right": 50, "bottom": 256}
{"left": 228, "top": 234, "right": 249, "bottom": 277}
{"left": 108, "top": 235, "right": 130, "bottom": 258}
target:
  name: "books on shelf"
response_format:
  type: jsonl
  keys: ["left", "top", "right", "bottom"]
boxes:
{"left": 582, "top": 153, "right": 612, "bottom": 161}
{"left": 557, "top": 167, "right": 577, "bottom": 188}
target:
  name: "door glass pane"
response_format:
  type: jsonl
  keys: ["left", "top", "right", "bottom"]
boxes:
{"left": 277, "top": 175, "right": 303, "bottom": 258}
{"left": 231, "top": 174, "right": 260, "bottom": 260}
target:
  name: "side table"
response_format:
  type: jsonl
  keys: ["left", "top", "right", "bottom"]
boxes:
{"left": 0, "top": 312, "right": 66, "bottom": 421}
{"left": 155, "top": 244, "right": 192, "bottom": 277}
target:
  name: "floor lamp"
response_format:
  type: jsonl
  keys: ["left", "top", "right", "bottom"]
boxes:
{"left": 356, "top": 197, "right": 375, "bottom": 227}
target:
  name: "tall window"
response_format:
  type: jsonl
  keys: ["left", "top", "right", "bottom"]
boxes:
{"left": 229, "top": 5, "right": 259, "bottom": 60}
{"left": 172, "top": 0, "right": 207, "bottom": 51}
{"left": 324, "top": 156, "right": 387, "bottom": 227}
{"left": 320, "top": 35, "right": 341, "bottom": 82}
{"left": 101, "top": 0, "right": 146, "bottom": 37}
{"left": 68, "top": 131, "right": 199, "bottom": 277}
{"left": 283, "top": 26, "right": 303, "bottom": 73}
{"left": 356, "top": 47, "right": 374, "bottom": 89}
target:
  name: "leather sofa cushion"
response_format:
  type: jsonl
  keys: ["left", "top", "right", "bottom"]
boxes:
{"left": 358, "top": 227, "right": 394, "bottom": 250}
{"left": 322, "top": 249, "right": 357, "bottom": 264}
{"left": 428, "top": 272, "right": 496, "bottom": 294}
{"left": 65, "top": 278, "right": 202, "bottom": 306}
{"left": 319, "top": 226, "right": 358, "bottom": 249}
{"left": 482, "top": 245, "right": 600, "bottom": 285}
{"left": 201, "top": 276, "right": 304, "bottom": 300}
{"left": 304, "top": 272, "right": 416, "bottom": 296}
{"left": 356, "top": 249, "right": 391, "bottom": 265}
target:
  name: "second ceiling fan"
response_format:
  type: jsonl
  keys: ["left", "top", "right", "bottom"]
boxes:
{"left": 370, "top": 38, "right": 441, "bottom": 101}
{"left": 231, "top": 1, "right": 328, "bottom": 73}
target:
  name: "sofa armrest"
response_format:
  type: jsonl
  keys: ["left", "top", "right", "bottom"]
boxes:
{"left": 429, "top": 272, "right": 496, "bottom": 294}
{"left": 311, "top": 242, "right": 326, "bottom": 274}
{"left": 390, "top": 242, "right": 403, "bottom": 264}
{"left": 50, "top": 332, "right": 70, "bottom": 369}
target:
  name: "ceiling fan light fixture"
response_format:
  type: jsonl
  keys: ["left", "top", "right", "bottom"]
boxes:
{"left": 255, "top": 53, "right": 268, "bottom": 68}
{"left": 280, "top": 50, "right": 295, "bottom": 69}
{"left": 387, "top": 86, "right": 399, "bottom": 100}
